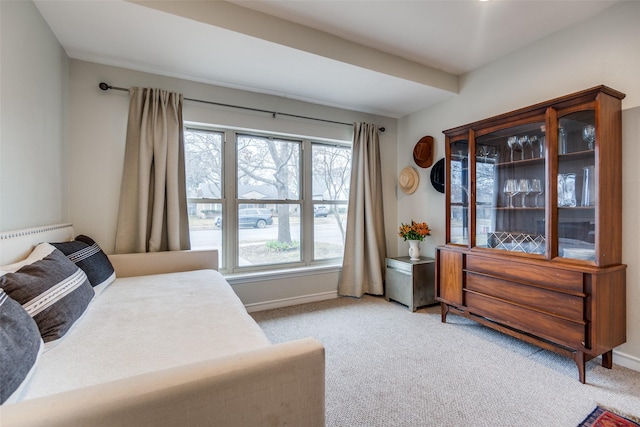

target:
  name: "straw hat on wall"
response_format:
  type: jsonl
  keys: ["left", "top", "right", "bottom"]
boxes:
{"left": 399, "top": 166, "right": 419, "bottom": 194}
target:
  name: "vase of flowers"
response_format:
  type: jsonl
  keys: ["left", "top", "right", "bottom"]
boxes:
{"left": 398, "top": 220, "right": 431, "bottom": 260}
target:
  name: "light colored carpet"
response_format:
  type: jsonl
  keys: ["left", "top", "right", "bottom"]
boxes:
{"left": 251, "top": 295, "right": 640, "bottom": 427}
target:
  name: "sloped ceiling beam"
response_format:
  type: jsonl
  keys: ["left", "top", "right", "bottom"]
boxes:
{"left": 128, "top": 0, "right": 459, "bottom": 95}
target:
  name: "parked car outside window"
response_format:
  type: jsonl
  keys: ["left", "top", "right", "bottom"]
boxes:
{"left": 314, "top": 205, "right": 329, "bottom": 217}
{"left": 215, "top": 208, "right": 274, "bottom": 228}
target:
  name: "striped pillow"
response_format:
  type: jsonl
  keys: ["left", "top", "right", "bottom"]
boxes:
{"left": 52, "top": 235, "right": 115, "bottom": 296}
{"left": 0, "top": 243, "right": 95, "bottom": 350}
{"left": 0, "top": 289, "right": 43, "bottom": 404}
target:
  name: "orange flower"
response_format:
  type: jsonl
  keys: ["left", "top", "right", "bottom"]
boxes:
{"left": 398, "top": 220, "right": 431, "bottom": 241}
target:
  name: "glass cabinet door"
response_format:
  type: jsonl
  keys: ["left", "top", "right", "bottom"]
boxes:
{"left": 475, "top": 121, "right": 546, "bottom": 255}
{"left": 557, "top": 109, "right": 596, "bottom": 262}
{"left": 449, "top": 139, "right": 469, "bottom": 245}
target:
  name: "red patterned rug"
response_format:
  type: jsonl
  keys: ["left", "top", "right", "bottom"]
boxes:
{"left": 578, "top": 406, "right": 640, "bottom": 427}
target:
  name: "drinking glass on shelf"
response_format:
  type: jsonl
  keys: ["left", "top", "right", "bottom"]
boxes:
{"left": 538, "top": 136, "right": 545, "bottom": 158}
{"left": 530, "top": 179, "right": 543, "bottom": 208}
{"left": 489, "top": 146, "right": 498, "bottom": 161}
{"left": 559, "top": 127, "right": 568, "bottom": 154}
{"left": 518, "top": 179, "right": 531, "bottom": 207}
{"left": 507, "top": 137, "right": 517, "bottom": 162}
{"left": 563, "top": 173, "right": 577, "bottom": 207}
{"left": 477, "top": 145, "right": 490, "bottom": 162}
{"left": 486, "top": 146, "right": 499, "bottom": 163}
{"left": 581, "top": 166, "right": 595, "bottom": 206}
{"left": 582, "top": 125, "right": 595, "bottom": 150}
{"left": 503, "top": 179, "right": 519, "bottom": 208}
{"left": 558, "top": 173, "right": 577, "bottom": 207}
{"left": 518, "top": 136, "right": 529, "bottom": 160}
{"left": 528, "top": 136, "right": 538, "bottom": 158}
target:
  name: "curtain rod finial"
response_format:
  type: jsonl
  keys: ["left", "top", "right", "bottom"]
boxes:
{"left": 99, "top": 82, "right": 111, "bottom": 91}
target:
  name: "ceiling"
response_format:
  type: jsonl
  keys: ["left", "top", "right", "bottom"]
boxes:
{"left": 34, "top": 0, "right": 619, "bottom": 118}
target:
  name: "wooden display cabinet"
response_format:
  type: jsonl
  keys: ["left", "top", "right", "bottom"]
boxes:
{"left": 435, "top": 86, "right": 626, "bottom": 383}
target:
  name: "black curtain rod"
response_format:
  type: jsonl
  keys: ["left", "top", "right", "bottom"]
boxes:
{"left": 98, "top": 82, "right": 384, "bottom": 132}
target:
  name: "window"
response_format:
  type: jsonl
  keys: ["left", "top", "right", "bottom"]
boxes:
{"left": 185, "top": 126, "right": 351, "bottom": 274}
{"left": 184, "top": 128, "right": 223, "bottom": 262}
{"left": 312, "top": 144, "right": 351, "bottom": 260}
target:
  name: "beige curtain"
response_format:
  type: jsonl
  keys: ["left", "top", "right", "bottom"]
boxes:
{"left": 338, "top": 122, "right": 387, "bottom": 297}
{"left": 114, "top": 87, "right": 190, "bottom": 253}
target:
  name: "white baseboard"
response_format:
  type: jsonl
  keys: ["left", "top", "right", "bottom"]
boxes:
{"left": 244, "top": 291, "right": 339, "bottom": 313}
{"left": 613, "top": 349, "right": 640, "bottom": 372}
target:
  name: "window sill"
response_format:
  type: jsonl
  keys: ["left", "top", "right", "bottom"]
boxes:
{"left": 225, "top": 263, "right": 342, "bottom": 285}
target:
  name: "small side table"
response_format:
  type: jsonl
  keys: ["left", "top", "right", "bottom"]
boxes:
{"left": 385, "top": 256, "right": 436, "bottom": 312}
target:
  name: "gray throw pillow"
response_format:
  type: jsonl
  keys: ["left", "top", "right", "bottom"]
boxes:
{"left": 0, "top": 289, "right": 43, "bottom": 404}
{"left": 52, "top": 235, "right": 115, "bottom": 296}
{"left": 0, "top": 244, "right": 95, "bottom": 348}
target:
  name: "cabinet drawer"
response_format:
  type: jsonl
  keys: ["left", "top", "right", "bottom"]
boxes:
{"left": 466, "top": 292, "right": 586, "bottom": 348}
{"left": 466, "top": 273, "right": 584, "bottom": 321}
{"left": 386, "top": 258, "right": 413, "bottom": 273}
{"left": 466, "top": 255, "right": 583, "bottom": 293}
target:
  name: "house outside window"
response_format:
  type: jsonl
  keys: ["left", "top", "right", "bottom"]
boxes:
{"left": 184, "top": 126, "right": 351, "bottom": 274}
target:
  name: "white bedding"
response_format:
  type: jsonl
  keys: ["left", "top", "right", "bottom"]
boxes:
{"left": 22, "top": 269, "right": 270, "bottom": 400}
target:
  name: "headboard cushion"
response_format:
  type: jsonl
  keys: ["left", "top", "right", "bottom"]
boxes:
{"left": 0, "top": 224, "right": 74, "bottom": 265}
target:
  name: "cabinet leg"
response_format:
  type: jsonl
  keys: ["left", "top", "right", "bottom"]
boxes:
{"left": 441, "top": 303, "right": 449, "bottom": 323}
{"left": 573, "top": 351, "right": 586, "bottom": 384}
{"left": 602, "top": 350, "right": 613, "bottom": 369}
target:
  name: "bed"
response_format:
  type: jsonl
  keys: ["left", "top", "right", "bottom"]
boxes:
{"left": 0, "top": 224, "right": 325, "bottom": 426}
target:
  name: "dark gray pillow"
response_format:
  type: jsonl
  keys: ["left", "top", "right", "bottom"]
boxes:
{"left": 0, "top": 289, "right": 43, "bottom": 404}
{"left": 0, "top": 244, "right": 95, "bottom": 348}
{"left": 52, "top": 235, "right": 115, "bottom": 296}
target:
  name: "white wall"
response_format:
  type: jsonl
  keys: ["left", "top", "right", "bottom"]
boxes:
{"left": 398, "top": 1, "right": 640, "bottom": 369}
{"left": 0, "top": 0, "right": 399, "bottom": 309}
{"left": 0, "top": 1, "right": 68, "bottom": 231}
{"left": 67, "top": 60, "right": 398, "bottom": 306}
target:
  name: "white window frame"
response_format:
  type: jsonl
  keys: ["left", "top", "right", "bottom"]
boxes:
{"left": 185, "top": 124, "right": 351, "bottom": 275}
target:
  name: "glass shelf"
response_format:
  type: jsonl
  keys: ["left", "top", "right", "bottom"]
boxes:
{"left": 494, "top": 157, "right": 545, "bottom": 168}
